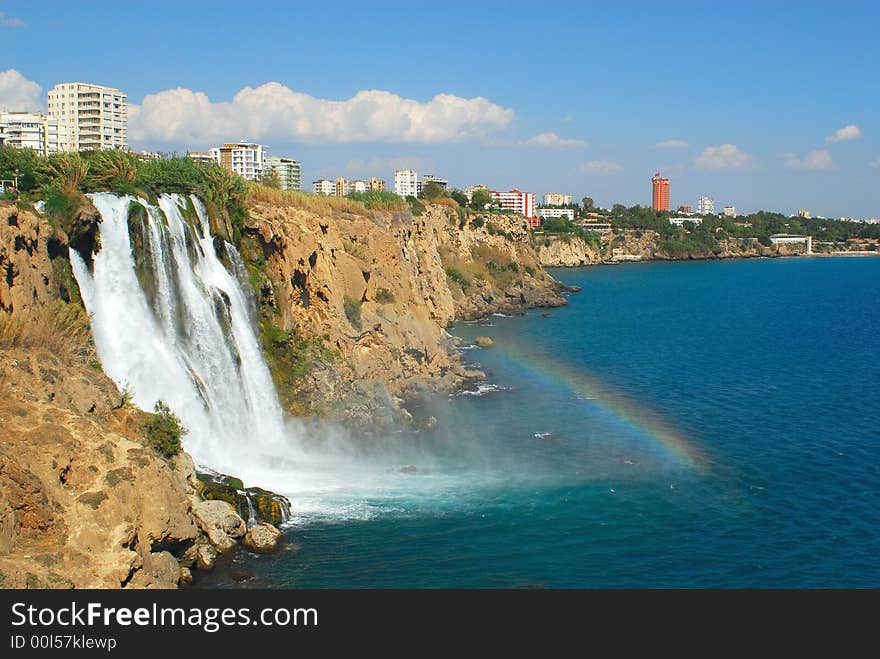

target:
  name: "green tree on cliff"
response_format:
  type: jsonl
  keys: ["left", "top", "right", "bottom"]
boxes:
{"left": 470, "top": 188, "right": 494, "bottom": 210}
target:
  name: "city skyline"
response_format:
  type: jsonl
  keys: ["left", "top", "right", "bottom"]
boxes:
{"left": 1, "top": 1, "right": 878, "bottom": 216}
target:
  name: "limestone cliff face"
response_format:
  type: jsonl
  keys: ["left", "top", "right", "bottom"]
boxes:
{"left": 243, "top": 202, "right": 567, "bottom": 416}
{"left": 537, "top": 229, "right": 808, "bottom": 267}
{"left": 0, "top": 205, "right": 61, "bottom": 313}
{"left": 0, "top": 201, "right": 100, "bottom": 313}
{"left": 537, "top": 236, "right": 603, "bottom": 266}
{"left": 0, "top": 346, "right": 202, "bottom": 588}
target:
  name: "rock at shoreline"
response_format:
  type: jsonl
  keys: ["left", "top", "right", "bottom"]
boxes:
{"left": 195, "top": 540, "right": 218, "bottom": 570}
{"left": 242, "top": 522, "right": 283, "bottom": 554}
{"left": 476, "top": 336, "right": 494, "bottom": 348}
{"left": 192, "top": 500, "right": 247, "bottom": 553}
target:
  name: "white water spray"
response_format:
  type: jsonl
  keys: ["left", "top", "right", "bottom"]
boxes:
{"left": 71, "top": 193, "right": 287, "bottom": 468}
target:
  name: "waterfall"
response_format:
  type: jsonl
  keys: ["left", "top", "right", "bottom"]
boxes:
{"left": 68, "top": 192, "right": 465, "bottom": 521}
{"left": 70, "top": 193, "right": 288, "bottom": 476}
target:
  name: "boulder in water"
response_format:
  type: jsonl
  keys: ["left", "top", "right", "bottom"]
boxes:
{"left": 195, "top": 541, "right": 217, "bottom": 570}
{"left": 242, "top": 487, "right": 292, "bottom": 528}
{"left": 192, "top": 499, "right": 246, "bottom": 552}
{"left": 242, "top": 522, "right": 282, "bottom": 554}
{"left": 476, "top": 336, "right": 494, "bottom": 348}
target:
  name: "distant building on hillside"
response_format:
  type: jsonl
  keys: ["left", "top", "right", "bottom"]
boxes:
{"left": 677, "top": 204, "right": 693, "bottom": 214}
{"left": 542, "top": 192, "right": 572, "bottom": 206}
{"left": 490, "top": 189, "right": 537, "bottom": 226}
{"left": 670, "top": 217, "right": 703, "bottom": 226}
{"left": 368, "top": 177, "right": 386, "bottom": 191}
{"left": 313, "top": 179, "right": 336, "bottom": 195}
{"left": 723, "top": 206, "right": 736, "bottom": 217}
{"left": 263, "top": 156, "right": 301, "bottom": 191}
{"left": 0, "top": 111, "right": 68, "bottom": 155}
{"left": 187, "top": 150, "right": 218, "bottom": 166}
{"left": 797, "top": 209, "right": 811, "bottom": 218}
{"left": 537, "top": 207, "right": 575, "bottom": 221}
{"left": 394, "top": 170, "right": 418, "bottom": 198}
{"left": 652, "top": 172, "right": 670, "bottom": 211}
{"left": 212, "top": 142, "right": 266, "bottom": 181}
{"left": 47, "top": 82, "right": 127, "bottom": 151}
{"left": 418, "top": 174, "right": 449, "bottom": 195}
{"left": 697, "top": 196, "right": 715, "bottom": 215}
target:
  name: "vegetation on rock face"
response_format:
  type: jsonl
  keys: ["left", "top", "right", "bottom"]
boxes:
{"left": 346, "top": 190, "right": 407, "bottom": 211}
{"left": 406, "top": 195, "right": 426, "bottom": 216}
{"left": 0, "top": 300, "right": 96, "bottom": 366}
{"left": 444, "top": 266, "right": 471, "bottom": 291}
{"left": 374, "top": 287, "right": 395, "bottom": 304}
{"left": 258, "top": 318, "right": 339, "bottom": 415}
{"left": 343, "top": 295, "right": 363, "bottom": 330}
{"left": 539, "top": 216, "right": 601, "bottom": 248}
{"left": 143, "top": 400, "right": 187, "bottom": 459}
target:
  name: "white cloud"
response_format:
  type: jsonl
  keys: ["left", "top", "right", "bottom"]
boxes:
{"left": 129, "top": 82, "right": 515, "bottom": 146}
{"left": 869, "top": 158, "right": 880, "bottom": 169}
{"left": 0, "top": 69, "right": 42, "bottom": 111}
{"left": 825, "top": 124, "right": 861, "bottom": 143}
{"left": 576, "top": 160, "right": 623, "bottom": 173}
{"left": 695, "top": 144, "right": 750, "bottom": 171}
{"left": 655, "top": 139, "right": 689, "bottom": 149}
{"left": 522, "top": 132, "right": 585, "bottom": 148}
{"left": 0, "top": 12, "right": 26, "bottom": 28}
{"left": 562, "top": 116, "right": 573, "bottom": 123}
{"left": 784, "top": 149, "right": 835, "bottom": 170}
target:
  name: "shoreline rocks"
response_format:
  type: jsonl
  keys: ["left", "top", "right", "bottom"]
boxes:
{"left": 242, "top": 522, "right": 283, "bottom": 554}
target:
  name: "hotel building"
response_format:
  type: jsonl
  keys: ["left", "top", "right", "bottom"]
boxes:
{"left": 0, "top": 112, "right": 68, "bottom": 155}
{"left": 264, "top": 156, "right": 301, "bottom": 191}
{"left": 47, "top": 82, "right": 127, "bottom": 151}
{"left": 651, "top": 172, "right": 670, "bottom": 212}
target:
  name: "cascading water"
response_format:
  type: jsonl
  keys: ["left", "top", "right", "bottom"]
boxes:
{"left": 68, "top": 192, "right": 551, "bottom": 523}
{"left": 70, "top": 193, "right": 288, "bottom": 476}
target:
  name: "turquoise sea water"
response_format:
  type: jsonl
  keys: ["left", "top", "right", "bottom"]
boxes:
{"left": 200, "top": 257, "right": 880, "bottom": 588}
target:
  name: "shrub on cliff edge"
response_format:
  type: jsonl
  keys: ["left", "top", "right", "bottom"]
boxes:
{"left": 144, "top": 400, "right": 187, "bottom": 459}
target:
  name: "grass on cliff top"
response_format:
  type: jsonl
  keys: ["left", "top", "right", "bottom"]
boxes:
{"left": 0, "top": 301, "right": 96, "bottom": 366}
{"left": 248, "top": 183, "right": 371, "bottom": 216}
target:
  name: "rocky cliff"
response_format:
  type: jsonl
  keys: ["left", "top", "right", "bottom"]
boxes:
{"left": 0, "top": 197, "right": 570, "bottom": 587}
{"left": 240, "top": 201, "right": 569, "bottom": 420}
{"left": 537, "top": 229, "right": 810, "bottom": 267}
{"left": 0, "top": 202, "right": 285, "bottom": 588}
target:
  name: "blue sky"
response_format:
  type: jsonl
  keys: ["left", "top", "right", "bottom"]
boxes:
{"left": 1, "top": 0, "right": 878, "bottom": 216}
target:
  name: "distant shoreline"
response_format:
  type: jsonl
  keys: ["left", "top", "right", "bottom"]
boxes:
{"left": 545, "top": 250, "right": 880, "bottom": 269}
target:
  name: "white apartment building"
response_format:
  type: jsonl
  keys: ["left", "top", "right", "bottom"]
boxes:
{"left": 542, "top": 192, "right": 572, "bottom": 206}
{"left": 418, "top": 174, "right": 449, "bottom": 195}
{"left": 210, "top": 142, "right": 266, "bottom": 181}
{"left": 47, "top": 82, "right": 127, "bottom": 151}
{"left": 491, "top": 189, "right": 537, "bottom": 220}
{"left": 0, "top": 112, "right": 68, "bottom": 155}
{"left": 394, "top": 170, "right": 418, "bottom": 198}
{"left": 187, "top": 151, "right": 219, "bottom": 166}
{"left": 313, "top": 179, "right": 336, "bottom": 195}
{"left": 697, "top": 196, "right": 715, "bottom": 215}
{"left": 723, "top": 206, "right": 736, "bottom": 217}
{"left": 536, "top": 207, "right": 575, "bottom": 221}
{"left": 263, "top": 156, "right": 301, "bottom": 191}
{"left": 669, "top": 217, "right": 703, "bottom": 226}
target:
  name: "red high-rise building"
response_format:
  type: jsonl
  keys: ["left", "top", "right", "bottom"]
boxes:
{"left": 652, "top": 172, "right": 670, "bottom": 211}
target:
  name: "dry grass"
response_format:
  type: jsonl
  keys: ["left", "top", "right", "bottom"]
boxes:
{"left": 431, "top": 197, "right": 460, "bottom": 209}
{"left": 247, "top": 183, "right": 370, "bottom": 216}
{"left": 0, "top": 301, "right": 96, "bottom": 364}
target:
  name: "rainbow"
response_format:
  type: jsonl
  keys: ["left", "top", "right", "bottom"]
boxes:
{"left": 486, "top": 334, "right": 710, "bottom": 472}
